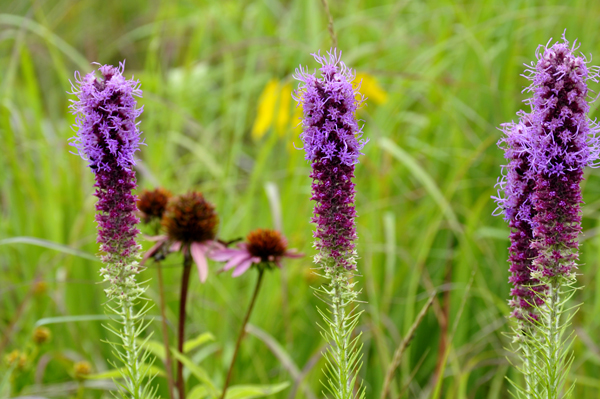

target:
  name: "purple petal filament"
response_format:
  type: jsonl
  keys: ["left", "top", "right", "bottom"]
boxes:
{"left": 70, "top": 62, "right": 144, "bottom": 298}
{"left": 495, "top": 34, "right": 600, "bottom": 320}
{"left": 293, "top": 49, "right": 367, "bottom": 270}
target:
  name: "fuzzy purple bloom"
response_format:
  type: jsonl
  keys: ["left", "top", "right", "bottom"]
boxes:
{"left": 497, "top": 115, "right": 544, "bottom": 320}
{"left": 495, "top": 34, "right": 600, "bottom": 319}
{"left": 70, "top": 62, "right": 144, "bottom": 298}
{"left": 293, "top": 49, "right": 367, "bottom": 270}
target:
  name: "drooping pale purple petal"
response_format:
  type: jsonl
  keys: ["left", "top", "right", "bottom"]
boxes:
{"left": 190, "top": 242, "right": 209, "bottom": 283}
{"left": 232, "top": 258, "right": 254, "bottom": 277}
{"left": 224, "top": 253, "right": 253, "bottom": 272}
{"left": 211, "top": 250, "right": 242, "bottom": 262}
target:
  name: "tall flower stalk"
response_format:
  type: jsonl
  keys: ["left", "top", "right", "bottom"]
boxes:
{"left": 495, "top": 35, "right": 600, "bottom": 398}
{"left": 161, "top": 191, "right": 221, "bottom": 399}
{"left": 70, "top": 63, "right": 157, "bottom": 399}
{"left": 293, "top": 49, "right": 368, "bottom": 399}
{"left": 211, "top": 228, "right": 302, "bottom": 399}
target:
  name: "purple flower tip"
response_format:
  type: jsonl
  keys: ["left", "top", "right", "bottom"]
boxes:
{"left": 70, "top": 62, "right": 143, "bottom": 172}
{"left": 293, "top": 49, "right": 368, "bottom": 166}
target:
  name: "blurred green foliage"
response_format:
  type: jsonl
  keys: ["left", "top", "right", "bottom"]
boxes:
{"left": 3, "top": 0, "right": 600, "bottom": 398}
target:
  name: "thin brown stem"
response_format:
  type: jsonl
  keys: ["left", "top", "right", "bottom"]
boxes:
{"left": 380, "top": 292, "right": 436, "bottom": 399}
{"left": 176, "top": 253, "right": 193, "bottom": 399}
{"left": 156, "top": 260, "right": 176, "bottom": 399}
{"left": 219, "top": 268, "right": 265, "bottom": 399}
{"left": 320, "top": 0, "right": 337, "bottom": 49}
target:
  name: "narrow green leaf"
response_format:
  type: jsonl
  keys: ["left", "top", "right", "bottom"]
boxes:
{"left": 224, "top": 382, "right": 290, "bottom": 399}
{"left": 0, "top": 236, "right": 99, "bottom": 262}
{"left": 184, "top": 332, "right": 215, "bottom": 353}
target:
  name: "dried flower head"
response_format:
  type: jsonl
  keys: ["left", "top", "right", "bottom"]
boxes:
{"left": 211, "top": 228, "right": 302, "bottom": 277}
{"left": 137, "top": 188, "right": 172, "bottom": 224}
{"left": 246, "top": 229, "right": 287, "bottom": 261}
{"left": 162, "top": 192, "right": 218, "bottom": 243}
{"left": 32, "top": 326, "right": 52, "bottom": 345}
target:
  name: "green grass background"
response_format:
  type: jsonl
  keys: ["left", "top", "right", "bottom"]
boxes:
{"left": 3, "top": 0, "right": 600, "bottom": 398}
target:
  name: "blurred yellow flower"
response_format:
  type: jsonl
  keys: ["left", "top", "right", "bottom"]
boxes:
{"left": 355, "top": 72, "right": 388, "bottom": 104}
{"left": 73, "top": 360, "right": 92, "bottom": 380}
{"left": 251, "top": 73, "right": 386, "bottom": 142}
{"left": 252, "top": 80, "right": 302, "bottom": 140}
{"left": 32, "top": 326, "right": 52, "bottom": 345}
{"left": 252, "top": 80, "right": 279, "bottom": 139}
{"left": 5, "top": 350, "right": 27, "bottom": 369}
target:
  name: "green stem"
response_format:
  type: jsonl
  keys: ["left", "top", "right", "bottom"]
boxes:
{"left": 220, "top": 268, "right": 265, "bottom": 399}
{"left": 521, "top": 334, "right": 536, "bottom": 399}
{"left": 331, "top": 269, "right": 350, "bottom": 398}
{"left": 546, "top": 281, "right": 560, "bottom": 399}
{"left": 122, "top": 299, "right": 142, "bottom": 399}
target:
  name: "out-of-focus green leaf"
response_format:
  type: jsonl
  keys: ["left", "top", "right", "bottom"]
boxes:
{"left": 184, "top": 332, "right": 215, "bottom": 353}
{"left": 85, "top": 364, "right": 165, "bottom": 379}
{"left": 0, "top": 237, "right": 99, "bottom": 262}
{"left": 171, "top": 349, "right": 218, "bottom": 396}
{"left": 188, "top": 385, "right": 209, "bottom": 399}
{"left": 224, "top": 382, "right": 290, "bottom": 399}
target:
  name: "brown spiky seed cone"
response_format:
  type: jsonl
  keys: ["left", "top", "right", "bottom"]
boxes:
{"left": 162, "top": 192, "right": 218, "bottom": 243}
{"left": 137, "top": 188, "right": 172, "bottom": 224}
{"left": 246, "top": 229, "right": 287, "bottom": 261}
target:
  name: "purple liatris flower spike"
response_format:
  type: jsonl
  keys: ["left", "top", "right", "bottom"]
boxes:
{"left": 70, "top": 64, "right": 159, "bottom": 399}
{"left": 294, "top": 49, "right": 367, "bottom": 399}
{"left": 293, "top": 49, "right": 367, "bottom": 270}
{"left": 495, "top": 35, "right": 600, "bottom": 320}
{"left": 70, "top": 62, "right": 144, "bottom": 299}
{"left": 524, "top": 36, "right": 600, "bottom": 280}
{"left": 495, "top": 34, "right": 600, "bottom": 398}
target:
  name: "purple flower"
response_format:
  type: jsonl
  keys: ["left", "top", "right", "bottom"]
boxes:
{"left": 495, "top": 34, "right": 600, "bottom": 319}
{"left": 70, "top": 62, "right": 144, "bottom": 298}
{"left": 211, "top": 229, "right": 302, "bottom": 277}
{"left": 496, "top": 115, "right": 544, "bottom": 320}
{"left": 293, "top": 49, "right": 367, "bottom": 270}
{"left": 524, "top": 36, "right": 600, "bottom": 280}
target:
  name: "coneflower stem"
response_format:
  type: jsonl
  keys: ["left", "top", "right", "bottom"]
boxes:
{"left": 176, "top": 253, "right": 193, "bottom": 399}
{"left": 156, "top": 260, "right": 176, "bottom": 399}
{"left": 220, "top": 268, "right": 265, "bottom": 399}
